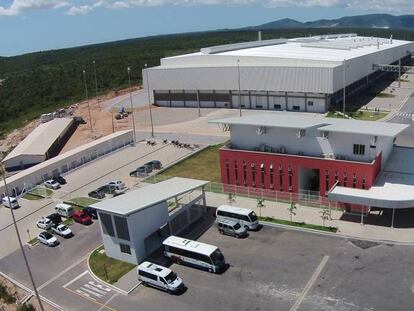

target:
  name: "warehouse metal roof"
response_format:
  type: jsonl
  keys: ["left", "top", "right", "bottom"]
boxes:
{"left": 210, "top": 112, "right": 408, "bottom": 137}
{"left": 91, "top": 177, "right": 209, "bottom": 216}
{"left": 4, "top": 118, "right": 74, "bottom": 161}
{"left": 161, "top": 36, "right": 412, "bottom": 68}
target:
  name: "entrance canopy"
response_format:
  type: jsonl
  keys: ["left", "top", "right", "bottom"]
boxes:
{"left": 329, "top": 147, "right": 414, "bottom": 209}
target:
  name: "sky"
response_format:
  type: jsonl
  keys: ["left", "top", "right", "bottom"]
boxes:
{"left": 0, "top": 0, "right": 413, "bottom": 56}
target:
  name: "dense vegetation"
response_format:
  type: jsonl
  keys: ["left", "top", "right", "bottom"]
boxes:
{"left": 1, "top": 27, "right": 414, "bottom": 136}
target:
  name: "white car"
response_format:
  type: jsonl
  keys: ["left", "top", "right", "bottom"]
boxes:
{"left": 36, "top": 217, "right": 52, "bottom": 230}
{"left": 107, "top": 180, "right": 126, "bottom": 189}
{"left": 51, "top": 224, "right": 73, "bottom": 238}
{"left": 37, "top": 232, "right": 59, "bottom": 247}
{"left": 44, "top": 179, "right": 60, "bottom": 190}
{"left": 2, "top": 196, "right": 19, "bottom": 209}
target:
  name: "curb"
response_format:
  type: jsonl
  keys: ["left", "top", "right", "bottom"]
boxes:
{"left": 261, "top": 221, "right": 414, "bottom": 246}
{"left": 86, "top": 245, "right": 131, "bottom": 296}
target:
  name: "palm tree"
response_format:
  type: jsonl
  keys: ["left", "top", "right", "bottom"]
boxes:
{"left": 257, "top": 198, "right": 265, "bottom": 218}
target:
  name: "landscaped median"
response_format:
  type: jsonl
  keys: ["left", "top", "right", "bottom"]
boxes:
{"left": 88, "top": 246, "right": 136, "bottom": 284}
{"left": 22, "top": 187, "right": 54, "bottom": 200}
{"left": 259, "top": 216, "right": 338, "bottom": 233}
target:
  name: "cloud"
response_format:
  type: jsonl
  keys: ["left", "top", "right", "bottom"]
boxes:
{"left": 1, "top": 0, "right": 414, "bottom": 16}
{"left": 0, "top": 0, "right": 70, "bottom": 16}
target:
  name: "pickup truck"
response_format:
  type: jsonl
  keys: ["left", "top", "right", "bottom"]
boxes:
{"left": 51, "top": 223, "right": 73, "bottom": 238}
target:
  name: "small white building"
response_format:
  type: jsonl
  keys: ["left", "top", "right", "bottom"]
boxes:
{"left": 3, "top": 118, "right": 75, "bottom": 171}
{"left": 91, "top": 177, "right": 209, "bottom": 265}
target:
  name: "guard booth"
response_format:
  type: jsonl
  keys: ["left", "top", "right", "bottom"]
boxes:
{"left": 91, "top": 177, "right": 208, "bottom": 265}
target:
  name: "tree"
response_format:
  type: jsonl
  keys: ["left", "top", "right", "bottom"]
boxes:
{"left": 319, "top": 206, "right": 330, "bottom": 227}
{"left": 287, "top": 202, "right": 297, "bottom": 222}
{"left": 227, "top": 192, "right": 236, "bottom": 205}
{"left": 257, "top": 198, "right": 265, "bottom": 218}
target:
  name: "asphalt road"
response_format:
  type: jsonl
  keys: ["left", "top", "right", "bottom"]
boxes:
{"left": 4, "top": 223, "right": 414, "bottom": 311}
{"left": 388, "top": 91, "right": 414, "bottom": 147}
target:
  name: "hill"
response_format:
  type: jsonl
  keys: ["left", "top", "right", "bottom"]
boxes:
{"left": 1, "top": 27, "right": 414, "bottom": 137}
{"left": 255, "top": 14, "right": 414, "bottom": 30}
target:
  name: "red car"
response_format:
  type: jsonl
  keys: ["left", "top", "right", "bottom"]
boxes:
{"left": 72, "top": 210, "right": 92, "bottom": 225}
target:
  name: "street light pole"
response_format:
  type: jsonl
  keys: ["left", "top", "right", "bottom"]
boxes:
{"left": 93, "top": 60, "right": 99, "bottom": 108}
{"left": 0, "top": 162, "right": 44, "bottom": 311}
{"left": 145, "top": 64, "right": 155, "bottom": 138}
{"left": 237, "top": 59, "right": 242, "bottom": 117}
{"left": 83, "top": 70, "right": 93, "bottom": 132}
{"left": 342, "top": 59, "right": 346, "bottom": 118}
{"left": 127, "top": 67, "right": 137, "bottom": 145}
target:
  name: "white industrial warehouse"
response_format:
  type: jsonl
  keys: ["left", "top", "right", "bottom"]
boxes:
{"left": 144, "top": 34, "right": 414, "bottom": 113}
{"left": 3, "top": 117, "right": 76, "bottom": 171}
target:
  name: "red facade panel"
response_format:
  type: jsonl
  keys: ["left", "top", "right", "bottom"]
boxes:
{"left": 220, "top": 148, "right": 381, "bottom": 204}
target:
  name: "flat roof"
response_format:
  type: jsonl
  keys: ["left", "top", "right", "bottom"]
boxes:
{"left": 209, "top": 112, "right": 408, "bottom": 137}
{"left": 0, "top": 130, "right": 133, "bottom": 188}
{"left": 91, "top": 177, "right": 209, "bottom": 216}
{"left": 163, "top": 235, "right": 218, "bottom": 256}
{"left": 162, "top": 36, "right": 412, "bottom": 67}
{"left": 4, "top": 118, "right": 74, "bottom": 161}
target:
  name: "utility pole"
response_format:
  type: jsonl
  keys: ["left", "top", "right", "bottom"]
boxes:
{"left": 127, "top": 67, "right": 137, "bottom": 145}
{"left": 0, "top": 161, "right": 45, "bottom": 311}
{"left": 93, "top": 60, "right": 99, "bottom": 108}
{"left": 145, "top": 64, "right": 155, "bottom": 137}
{"left": 83, "top": 70, "right": 93, "bottom": 132}
{"left": 342, "top": 59, "right": 346, "bottom": 118}
{"left": 398, "top": 59, "right": 401, "bottom": 88}
{"left": 237, "top": 59, "right": 242, "bottom": 117}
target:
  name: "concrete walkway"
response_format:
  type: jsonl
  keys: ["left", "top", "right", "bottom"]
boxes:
{"left": 205, "top": 191, "right": 414, "bottom": 244}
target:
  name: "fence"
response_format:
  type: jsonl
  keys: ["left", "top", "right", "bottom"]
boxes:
{"left": 145, "top": 174, "right": 346, "bottom": 211}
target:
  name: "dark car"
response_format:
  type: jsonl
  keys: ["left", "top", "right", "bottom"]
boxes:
{"left": 97, "top": 185, "right": 111, "bottom": 194}
{"left": 130, "top": 166, "right": 151, "bottom": 177}
{"left": 46, "top": 213, "right": 62, "bottom": 225}
{"left": 83, "top": 206, "right": 98, "bottom": 219}
{"left": 146, "top": 160, "right": 162, "bottom": 170}
{"left": 53, "top": 175, "right": 67, "bottom": 185}
{"left": 88, "top": 190, "right": 105, "bottom": 199}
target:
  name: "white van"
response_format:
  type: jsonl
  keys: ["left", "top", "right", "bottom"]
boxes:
{"left": 2, "top": 196, "right": 19, "bottom": 209}
{"left": 137, "top": 261, "right": 184, "bottom": 294}
{"left": 216, "top": 205, "right": 259, "bottom": 230}
{"left": 55, "top": 203, "right": 74, "bottom": 218}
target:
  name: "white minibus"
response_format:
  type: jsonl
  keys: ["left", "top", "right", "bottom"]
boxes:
{"left": 216, "top": 205, "right": 259, "bottom": 230}
{"left": 163, "top": 236, "right": 226, "bottom": 273}
{"left": 137, "top": 261, "right": 184, "bottom": 294}
{"left": 55, "top": 203, "right": 74, "bottom": 217}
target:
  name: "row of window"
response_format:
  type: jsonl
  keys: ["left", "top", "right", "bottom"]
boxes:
{"left": 165, "top": 246, "right": 211, "bottom": 264}
{"left": 217, "top": 210, "right": 250, "bottom": 222}
{"left": 353, "top": 144, "right": 366, "bottom": 155}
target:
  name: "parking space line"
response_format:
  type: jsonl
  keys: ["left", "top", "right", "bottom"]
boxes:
{"left": 98, "top": 293, "right": 119, "bottom": 311}
{"left": 64, "top": 287, "right": 119, "bottom": 311}
{"left": 76, "top": 289, "right": 97, "bottom": 301}
{"left": 88, "top": 281, "right": 112, "bottom": 292}
{"left": 290, "top": 255, "right": 330, "bottom": 311}
{"left": 63, "top": 270, "right": 89, "bottom": 288}
{"left": 80, "top": 286, "right": 104, "bottom": 298}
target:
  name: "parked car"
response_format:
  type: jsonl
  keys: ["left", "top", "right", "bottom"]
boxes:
{"left": 72, "top": 211, "right": 92, "bottom": 225}
{"left": 2, "top": 196, "right": 19, "bottom": 209}
{"left": 137, "top": 261, "right": 184, "bottom": 294}
{"left": 46, "top": 213, "right": 62, "bottom": 225}
{"left": 53, "top": 175, "right": 67, "bottom": 185}
{"left": 37, "top": 231, "right": 59, "bottom": 247}
{"left": 44, "top": 179, "right": 60, "bottom": 190}
{"left": 83, "top": 206, "right": 98, "bottom": 219}
{"left": 146, "top": 160, "right": 162, "bottom": 170}
{"left": 55, "top": 203, "right": 74, "bottom": 218}
{"left": 107, "top": 181, "right": 127, "bottom": 195}
{"left": 51, "top": 224, "right": 73, "bottom": 238}
{"left": 36, "top": 217, "right": 53, "bottom": 230}
{"left": 96, "top": 185, "right": 110, "bottom": 194}
{"left": 217, "top": 219, "right": 247, "bottom": 238}
{"left": 88, "top": 189, "right": 105, "bottom": 199}
{"left": 134, "top": 166, "right": 151, "bottom": 177}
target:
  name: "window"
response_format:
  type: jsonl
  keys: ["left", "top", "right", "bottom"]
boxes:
{"left": 362, "top": 175, "right": 366, "bottom": 189}
{"left": 308, "top": 101, "right": 314, "bottom": 106}
{"left": 274, "top": 104, "right": 281, "bottom": 110}
{"left": 353, "top": 173, "right": 357, "bottom": 188}
{"left": 100, "top": 212, "right": 115, "bottom": 237}
{"left": 260, "top": 164, "right": 265, "bottom": 188}
{"left": 120, "top": 243, "right": 131, "bottom": 254}
{"left": 292, "top": 105, "right": 300, "bottom": 111}
{"left": 251, "top": 163, "right": 256, "bottom": 187}
{"left": 114, "top": 216, "right": 130, "bottom": 241}
{"left": 353, "top": 144, "right": 365, "bottom": 155}
{"left": 243, "top": 161, "right": 247, "bottom": 186}
{"left": 270, "top": 165, "right": 274, "bottom": 189}
{"left": 234, "top": 161, "right": 239, "bottom": 185}
{"left": 225, "top": 160, "right": 230, "bottom": 183}
{"left": 343, "top": 172, "right": 348, "bottom": 187}
{"left": 279, "top": 166, "right": 283, "bottom": 191}
{"left": 138, "top": 270, "right": 157, "bottom": 280}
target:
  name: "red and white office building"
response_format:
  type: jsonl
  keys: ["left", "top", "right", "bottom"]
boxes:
{"left": 211, "top": 113, "right": 413, "bottom": 218}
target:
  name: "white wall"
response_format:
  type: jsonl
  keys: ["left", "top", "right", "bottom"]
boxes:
{"left": 230, "top": 125, "right": 393, "bottom": 163}
{"left": 99, "top": 202, "right": 169, "bottom": 265}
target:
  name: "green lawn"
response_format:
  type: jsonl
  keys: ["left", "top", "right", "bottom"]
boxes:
{"left": 156, "top": 144, "right": 223, "bottom": 183}
{"left": 89, "top": 246, "right": 136, "bottom": 284}
{"left": 27, "top": 187, "right": 53, "bottom": 198}
{"left": 22, "top": 193, "right": 43, "bottom": 200}
{"left": 69, "top": 197, "right": 100, "bottom": 208}
{"left": 326, "top": 110, "right": 388, "bottom": 121}
{"left": 260, "top": 216, "right": 337, "bottom": 233}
